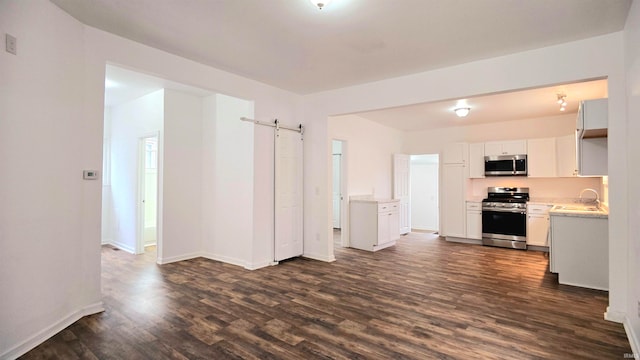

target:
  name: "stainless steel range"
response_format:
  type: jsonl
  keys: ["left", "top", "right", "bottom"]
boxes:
{"left": 482, "top": 187, "right": 529, "bottom": 250}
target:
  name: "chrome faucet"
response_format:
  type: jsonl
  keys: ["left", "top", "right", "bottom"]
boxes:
{"left": 579, "top": 188, "right": 600, "bottom": 208}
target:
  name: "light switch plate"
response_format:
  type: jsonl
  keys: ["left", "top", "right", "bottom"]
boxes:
{"left": 83, "top": 170, "right": 99, "bottom": 180}
{"left": 6, "top": 34, "right": 16, "bottom": 55}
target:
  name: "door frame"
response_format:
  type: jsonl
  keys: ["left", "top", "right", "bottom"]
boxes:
{"left": 331, "top": 139, "right": 349, "bottom": 248}
{"left": 136, "top": 132, "right": 160, "bottom": 255}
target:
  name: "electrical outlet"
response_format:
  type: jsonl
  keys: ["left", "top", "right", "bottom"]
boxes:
{"left": 5, "top": 33, "right": 16, "bottom": 55}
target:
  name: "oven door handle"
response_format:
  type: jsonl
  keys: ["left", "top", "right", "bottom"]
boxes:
{"left": 482, "top": 208, "right": 526, "bottom": 214}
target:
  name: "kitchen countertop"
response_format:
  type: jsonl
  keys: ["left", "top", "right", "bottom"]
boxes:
{"left": 549, "top": 203, "right": 609, "bottom": 218}
{"left": 349, "top": 196, "right": 399, "bottom": 203}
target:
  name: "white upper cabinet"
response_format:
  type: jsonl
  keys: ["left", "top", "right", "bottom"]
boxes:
{"left": 468, "top": 143, "right": 485, "bottom": 178}
{"left": 576, "top": 99, "right": 608, "bottom": 176}
{"left": 556, "top": 134, "right": 578, "bottom": 177}
{"left": 527, "top": 138, "right": 556, "bottom": 178}
{"left": 577, "top": 98, "right": 608, "bottom": 138}
{"left": 484, "top": 140, "right": 527, "bottom": 156}
{"left": 442, "top": 142, "right": 469, "bottom": 165}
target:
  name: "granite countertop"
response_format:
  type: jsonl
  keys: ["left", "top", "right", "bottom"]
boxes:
{"left": 549, "top": 203, "right": 609, "bottom": 218}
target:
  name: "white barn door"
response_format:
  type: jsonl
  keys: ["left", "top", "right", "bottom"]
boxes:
{"left": 274, "top": 127, "right": 304, "bottom": 261}
{"left": 394, "top": 154, "right": 411, "bottom": 235}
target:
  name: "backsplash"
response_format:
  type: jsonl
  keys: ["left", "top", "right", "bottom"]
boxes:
{"left": 470, "top": 176, "right": 603, "bottom": 200}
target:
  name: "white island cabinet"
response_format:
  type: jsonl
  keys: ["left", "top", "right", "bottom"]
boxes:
{"left": 549, "top": 209, "right": 608, "bottom": 290}
{"left": 350, "top": 199, "right": 400, "bottom": 252}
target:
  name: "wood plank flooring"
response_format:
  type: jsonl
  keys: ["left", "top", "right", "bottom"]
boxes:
{"left": 21, "top": 233, "right": 631, "bottom": 359}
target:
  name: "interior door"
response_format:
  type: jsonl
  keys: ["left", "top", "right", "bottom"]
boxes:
{"left": 394, "top": 154, "right": 411, "bottom": 235}
{"left": 274, "top": 128, "right": 304, "bottom": 262}
{"left": 332, "top": 154, "right": 341, "bottom": 228}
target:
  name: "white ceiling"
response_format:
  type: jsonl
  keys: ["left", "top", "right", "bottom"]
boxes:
{"left": 52, "top": 0, "right": 631, "bottom": 95}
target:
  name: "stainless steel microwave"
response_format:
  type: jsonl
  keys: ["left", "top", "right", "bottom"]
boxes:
{"left": 484, "top": 155, "right": 527, "bottom": 176}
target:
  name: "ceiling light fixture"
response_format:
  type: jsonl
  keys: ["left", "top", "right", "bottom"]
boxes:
{"left": 557, "top": 93, "right": 567, "bottom": 112}
{"left": 309, "top": 0, "right": 331, "bottom": 10}
{"left": 454, "top": 107, "right": 470, "bottom": 117}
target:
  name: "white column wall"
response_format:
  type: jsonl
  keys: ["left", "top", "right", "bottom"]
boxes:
{"left": 302, "top": 32, "right": 628, "bottom": 326}
{"left": 624, "top": 0, "right": 640, "bottom": 353}
{"left": 201, "top": 94, "right": 255, "bottom": 268}
{"left": 108, "top": 90, "right": 164, "bottom": 253}
{"left": 0, "top": 1, "right": 104, "bottom": 357}
{"left": 161, "top": 89, "right": 203, "bottom": 263}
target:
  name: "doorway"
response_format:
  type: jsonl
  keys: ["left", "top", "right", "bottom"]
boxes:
{"left": 410, "top": 154, "right": 439, "bottom": 233}
{"left": 139, "top": 135, "right": 159, "bottom": 255}
{"left": 332, "top": 140, "right": 346, "bottom": 247}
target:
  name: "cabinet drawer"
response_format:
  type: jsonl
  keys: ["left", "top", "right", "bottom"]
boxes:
{"left": 527, "top": 204, "right": 552, "bottom": 214}
{"left": 378, "top": 202, "right": 399, "bottom": 213}
{"left": 466, "top": 202, "right": 482, "bottom": 210}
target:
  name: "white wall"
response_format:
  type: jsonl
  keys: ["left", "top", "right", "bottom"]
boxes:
{"left": 410, "top": 155, "right": 439, "bottom": 231}
{"left": 201, "top": 94, "right": 256, "bottom": 267}
{"left": 304, "top": 32, "right": 628, "bottom": 329}
{"left": 161, "top": 89, "right": 203, "bottom": 262}
{"left": 0, "top": 1, "right": 104, "bottom": 357}
{"left": 624, "top": 0, "right": 640, "bottom": 353}
{"left": 108, "top": 90, "right": 164, "bottom": 254}
{"left": 0, "top": 1, "right": 303, "bottom": 356}
{"left": 328, "top": 114, "right": 404, "bottom": 199}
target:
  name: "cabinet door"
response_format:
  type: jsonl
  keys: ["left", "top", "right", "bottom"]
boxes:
{"left": 502, "top": 140, "right": 527, "bottom": 155}
{"left": 388, "top": 211, "right": 400, "bottom": 242}
{"left": 484, "top": 142, "right": 503, "bottom": 156}
{"left": 556, "top": 134, "right": 577, "bottom": 177}
{"left": 441, "top": 165, "right": 466, "bottom": 238}
{"left": 442, "top": 143, "right": 468, "bottom": 165}
{"left": 466, "top": 210, "right": 482, "bottom": 240}
{"left": 377, "top": 212, "right": 389, "bottom": 245}
{"left": 468, "top": 143, "right": 485, "bottom": 178}
{"left": 527, "top": 214, "right": 549, "bottom": 246}
{"left": 527, "top": 138, "right": 556, "bottom": 177}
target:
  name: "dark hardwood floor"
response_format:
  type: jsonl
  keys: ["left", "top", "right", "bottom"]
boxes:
{"left": 21, "top": 233, "right": 631, "bottom": 359}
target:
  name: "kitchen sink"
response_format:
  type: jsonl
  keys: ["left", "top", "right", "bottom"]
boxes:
{"left": 553, "top": 205, "right": 601, "bottom": 212}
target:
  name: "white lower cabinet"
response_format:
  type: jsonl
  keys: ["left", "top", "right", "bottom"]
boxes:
{"left": 350, "top": 200, "right": 400, "bottom": 252}
{"left": 527, "top": 204, "right": 552, "bottom": 247}
{"left": 550, "top": 213, "right": 608, "bottom": 290}
{"left": 466, "top": 201, "right": 482, "bottom": 240}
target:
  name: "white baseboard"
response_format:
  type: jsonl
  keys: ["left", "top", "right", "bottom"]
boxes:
{"left": 303, "top": 252, "right": 336, "bottom": 263}
{"left": 604, "top": 307, "right": 626, "bottom": 323}
{"left": 1, "top": 302, "right": 104, "bottom": 360}
{"left": 108, "top": 240, "right": 136, "bottom": 254}
{"left": 157, "top": 252, "right": 201, "bottom": 265}
{"left": 244, "top": 259, "right": 273, "bottom": 270}
{"left": 625, "top": 316, "right": 640, "bottom": 357}
{"left": 100, "top": 237, "right": 112, "bottom": 245}
{"left": 200, "top": 252, "right": 247, "bottom": 269}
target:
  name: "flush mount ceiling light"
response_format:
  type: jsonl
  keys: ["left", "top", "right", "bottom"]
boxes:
{"left": 557, "top": 93, "right": 567, "bottom": 112}
{"left": 309, "top": 0, "right": 331, "bottom": 9}
{"left": 454, "top": 107, "right": 471, "bottom": 117}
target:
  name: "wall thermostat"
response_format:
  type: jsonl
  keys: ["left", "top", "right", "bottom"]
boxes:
{"left": 83, "top": 170, "right": 99, "bottom": 180}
